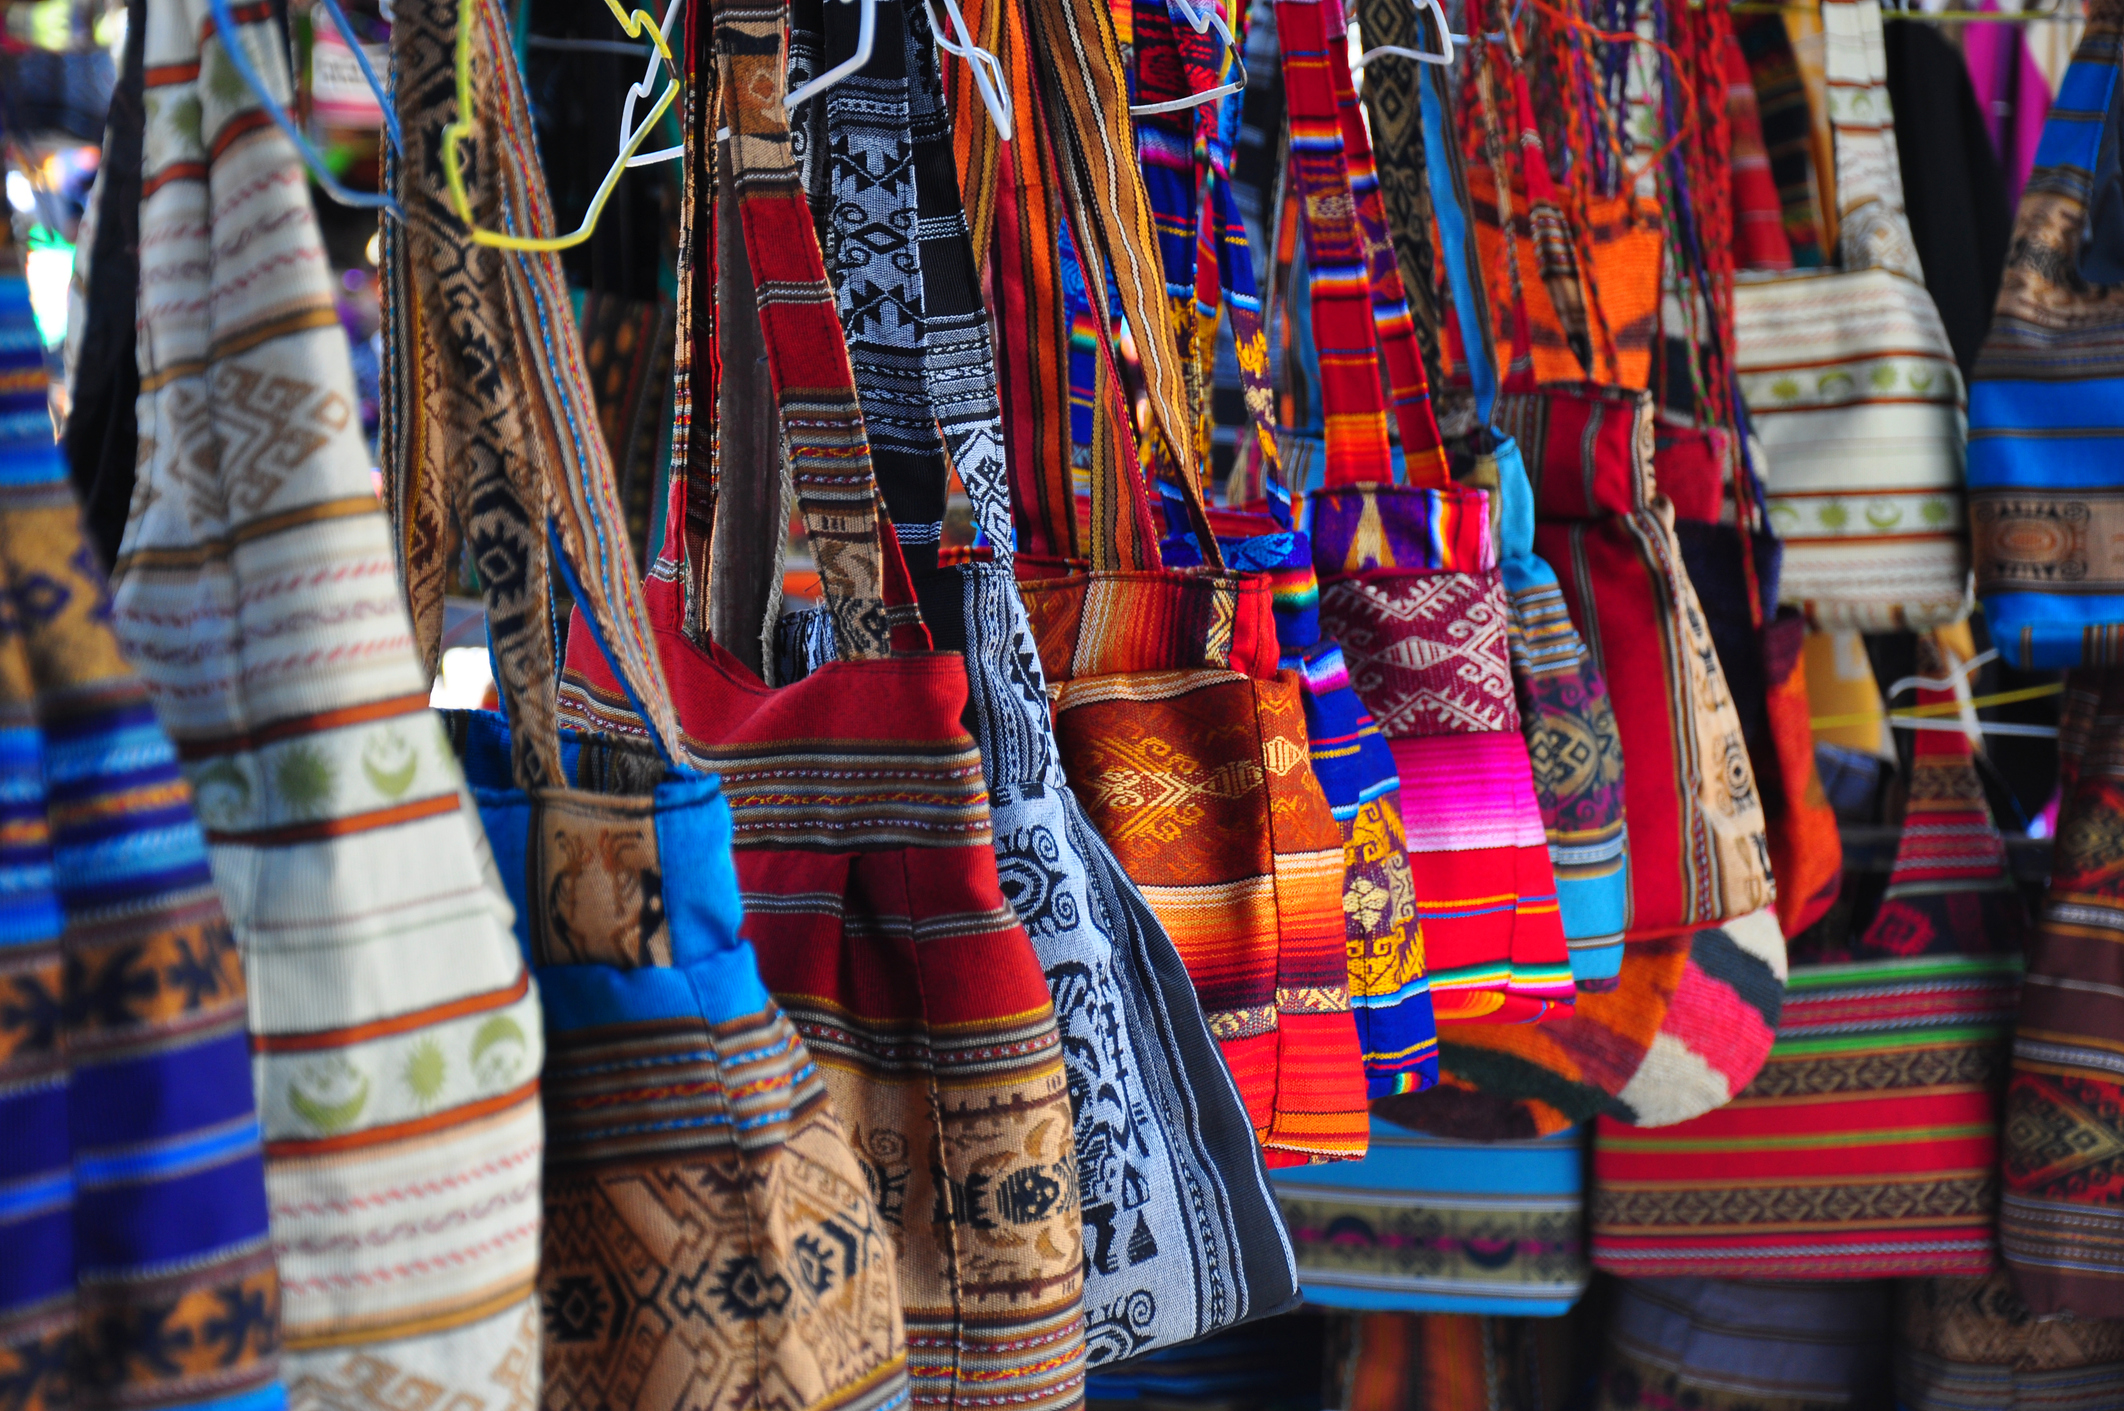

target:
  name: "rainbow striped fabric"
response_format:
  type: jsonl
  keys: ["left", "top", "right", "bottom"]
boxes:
{"left": 1165, "top": 517, "right": 1440, "bottom": 1098}
{"left": 2, "top": 267, "right": 284, "bottom": 1411}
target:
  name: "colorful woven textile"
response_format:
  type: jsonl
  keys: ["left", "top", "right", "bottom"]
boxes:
{"left": 1895, "top": 1274, "right": 2124, "bottom": 1411}
{"left": 1737, "top": 14, "right": 1827, "bottom": 267}
{"left": 2001, "top": 668, "right": 2124, "bottom": 1318}
{"left": 561, "top": 0, "right": 1091, "bottom": 1396}
{"left": 389, "top": 1, "right": 924, "bottom": 1405}
{"left": 1, "top": 267, "right": 283, "bottom": 1411}
{"left": 1013, "top": 19, "right": 1370, "bottom": 1166}
{"left": 1592, "top": 636, "right": 2023, "bottom": 1278}
{"left": 1164, "top": 514, "right": 1441, "bottom": 1099}
{"left": 120, "top": 0, "right": 544, "bottom": 1391}
{"left": 1734, "top": 0, "right": 1970, "bottom": 630}
{"left": 1503, "top": 387, "right": 1779, "bottom": 941}
{"left": 1497, "top": 385, "right": 1786, "bottom": 1127}
{"left": 910, "top": 11, "right": 1301, "bottom": 1361}
{"left": 1309, "top": 489, "right": 1573, "bottom": 1023}
{"left": 1967, "top": 11, "right": 2124, "bottom": 670}
{"left": 1271, "top": 1119, "right": 1588, "bottom": 1315}
{"left": 1728, "top": 33, "right": 1796, "bottom": 272}
{"left": 453, "top": 718, "right": 911, "bottom": 1411}
{"left": 1593, "top": 1278, "right": 1893, "bottom": 1411}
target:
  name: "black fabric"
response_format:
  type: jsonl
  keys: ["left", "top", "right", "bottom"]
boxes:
{"left": 1884, "top": 20, "right": 2014, "bottom": 378}
{"left": 63, "top": 0, "right": 147, "bottom": 570}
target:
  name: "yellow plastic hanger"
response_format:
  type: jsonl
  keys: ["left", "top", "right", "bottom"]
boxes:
{"left": 442, "top": 0, "right": 680, "bottom": 251}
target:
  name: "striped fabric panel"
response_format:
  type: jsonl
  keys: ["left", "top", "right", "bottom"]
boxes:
{"left": 1969, "top": 21, "right": 2124, "bottom": 669}
{"left": 1593, "top": 952, "right": 2020, "bottom": 1278}
{"left": 1162, "top": 520, "right": 1440, "bottom": 1098}
{"left": 1319, "top": 0, "right": 1447, "bottom": 486}
{"left": 1025, "top": 0, "right": 1204, "bottom": 494}
{"left": 1272, "top": 1119, "right": 1587, "bottom": 1315}
{"left": 1275, "top": 0, "right": 1393, "bottom": 486}
{"left": 716, "top": 0, "right": 905, "bottom": 658}
{"left": 0, "top": 272, "right": 283, "bottom": 1411}
{"left": 121, "top": 0, "right": 543, "bottom": 1383}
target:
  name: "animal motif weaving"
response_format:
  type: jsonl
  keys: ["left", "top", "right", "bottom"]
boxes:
{"left": 387, "top": 1, "right": 915, "bottom": 1406}
{"left": 2, "top": 266, "right": 283, "bottom": 1411}
{"left": 558, "top": 0, "right": 1091, "bottom": 1395}
{"left": 2001, "top": 668, "right": 2124, "bottom": 1317}
{"left": 118, "top": 0, "right": 545, "bottom": 1394}
{"left": 1967, "top": 8, "right": 2124, "bottom": 669}
{"left": 794, "top": 8, "right": 1304, "bottom": 1364}
{"left": 1734, "top": 0, "right": 1971, "bottom": 630}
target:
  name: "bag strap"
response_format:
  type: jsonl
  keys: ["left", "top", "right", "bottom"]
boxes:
{"left": 1322, "top": 0, "right": 1449, "bottom": 486}
{"left": 684, "top": 0, "right": 927, "bottom": 660}
{"left": 1276, "top": 0, "right": 1395, "bottom": 488}
{"left": 1819, "top": 0, "right": 1922, "bottom": 275}
{"left": 1026, "top": 0, "right": 1223, "bottom": 559}
{"left": 395, "top": 0, "right": 687, "bottom": 786}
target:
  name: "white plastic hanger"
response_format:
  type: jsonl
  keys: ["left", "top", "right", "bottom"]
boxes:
{"left": 1352, "top": 0, "right": 1465, "bottom": 70}
{"left": 924, "top": 0, "right": 1012, "bottom": 138}
{"left": 619, "top": 0, "right": 688, "bottom": 166}
{"left": 1129, "top": 0, "right": 1246, "bottom": 116}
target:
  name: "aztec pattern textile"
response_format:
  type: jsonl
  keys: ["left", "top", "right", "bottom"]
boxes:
{"left": 389, "top": 0, "right": 916, "bottom": 1405}
{"left": 1593, "top": 1278, "right": 1893, "bottom": 1411}
{"left": 120, "top": 0, "right": 544, "bottom": 1393}
{"left": 1591, "top": 635, "right": 2024, "bottom": 1278}
{"left": 1733, "top": 0, "right": 1971, "bottom": 630}
{"left": 1967, "top": 11, "right": 2124, "bottom": 670}
{"left": 451, "top": 717, "right": 912, "bottom": 1411}
{"left": 561, "top": 2, "right": 1090, "bottom": 1398}
{"left": 907, "top": 14, "right": 1300, "bottom": 1363}
{"left": 1477, "top": 386, "right": 1785, "bottom": 1130}
{"left": 817, "top": 0, "right": 948, "bottom": 573}
{"left": 2001, "top": 668, "right": 2124, "bottom": 1318}
{"left": 1163, "top": 514, "right": 1441, "bottom": 1098}
{"left": 1014, "top": 68, "right": 1369, "bottom": 1168}
{"left": 1895, "top": 1274, "right": 2124, "bottom": 1411}
{"left": 1271, "top": 1118, "right": 1588, "bottom": 1316}
{"left": 0, "top": 269, "right": 284, "bottom": 1411}
{"left": 1308, "top": 487, "right": 1574, "bottom": 1025}
{"left": 1028, "top": 573, "right": 1372, "bottom": 1167}
{"left": 1417, "top": 63, "right": 1628, "bottom": 991}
